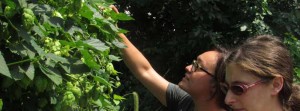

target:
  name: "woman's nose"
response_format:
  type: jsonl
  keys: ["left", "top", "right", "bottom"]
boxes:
{"left": 225, "top": 90, "right": 236, "bottom": 106}
{"left": 185, "top": 65, "right": 193, "bottom": 72}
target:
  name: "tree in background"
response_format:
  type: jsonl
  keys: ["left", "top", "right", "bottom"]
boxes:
{"left": 114, "top": 0, "right": 300, "bottom": 110}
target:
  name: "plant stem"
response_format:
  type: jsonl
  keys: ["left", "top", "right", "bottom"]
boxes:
{"left": 7, "top": 57, "right": 38, "bottom": 66}
{"left": 4, "top": 16, "right": 19, "bottom": 32}
{"left": 132, "top": 92, "right": 139, "bottom": 111}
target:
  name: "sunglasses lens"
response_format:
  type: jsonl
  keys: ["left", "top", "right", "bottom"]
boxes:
{"left": 231, "top": 85, "right": 244, "bottom": 95}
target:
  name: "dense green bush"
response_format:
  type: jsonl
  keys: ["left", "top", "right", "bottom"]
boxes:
{"left": 0, "top": 0, "right": 132, "bottom": 110}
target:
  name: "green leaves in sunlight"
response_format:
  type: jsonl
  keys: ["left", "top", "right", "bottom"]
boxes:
{"left": 0, "top": 0, "right": 133, "bottom": 110}
{"left": 84, "top": 38, "right": 109, "bottom": 52}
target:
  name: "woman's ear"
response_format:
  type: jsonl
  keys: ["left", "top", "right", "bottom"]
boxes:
{"left": 271, "top": 76, "right": 284, "bottom": 95}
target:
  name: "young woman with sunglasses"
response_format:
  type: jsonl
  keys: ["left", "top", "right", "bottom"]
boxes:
{"left": 223, "top": 35, "right": 300, "bottom": 111}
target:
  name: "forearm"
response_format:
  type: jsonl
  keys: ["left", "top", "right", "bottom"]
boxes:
{"left": 118, "top": 33, "right": 169, "bottom": 106}
{"left": 119, "top": 33, "right": 152, "bottom": 76}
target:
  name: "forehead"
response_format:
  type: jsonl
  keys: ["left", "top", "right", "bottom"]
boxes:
{"left": 196, "top": 51, "right": 219, "bottom": 64}
{"left": 225, "top": 63, "right": 259, "bottom": 84}
{"left": 196, "top": 51, "right": 220, "bottom": 70}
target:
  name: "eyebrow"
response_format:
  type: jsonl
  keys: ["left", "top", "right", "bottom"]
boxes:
{"left": 197, "top": 58, "right": 208, "bottom": 70}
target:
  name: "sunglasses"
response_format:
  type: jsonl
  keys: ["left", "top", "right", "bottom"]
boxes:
{"left": 191, "top": 60, "right": 214, "bottom": 77}
{"left": 221, "top": 79, "right": 267, "bottom": 95}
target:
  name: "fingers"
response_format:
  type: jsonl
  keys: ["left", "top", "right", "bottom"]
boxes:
{"left": 98, "top": 5, "right": 119, "bottom": 14}
{"left": 110, "top": 5, "right": 119, "bottom": 14}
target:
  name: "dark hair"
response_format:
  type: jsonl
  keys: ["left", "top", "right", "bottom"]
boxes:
{"left": 210, "top": 45, "right": 231, "bottom": 110}
{"left": 225, "top": 35, "right": 300, "bottom": 111}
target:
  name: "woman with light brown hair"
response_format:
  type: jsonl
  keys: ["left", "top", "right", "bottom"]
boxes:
{"left": 223, "top": 35, "right": 300, "bottom": 111}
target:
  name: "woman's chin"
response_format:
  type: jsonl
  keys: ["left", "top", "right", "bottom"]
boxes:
{"left": 178, "top": 81, "right": 187, "bottom": 91}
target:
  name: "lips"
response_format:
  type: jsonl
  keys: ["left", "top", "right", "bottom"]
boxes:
{"left": 184, "top": 74, "right": 190, "bottom": 81}
{"left": 229, "top": 105, "right": 246, "bottom": 111}
{"left": 232, "top": 108, "right": 246, "bottom": 111}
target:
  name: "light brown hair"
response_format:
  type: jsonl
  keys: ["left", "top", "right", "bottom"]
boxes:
{"left": 225, "top": 35, "right": 300, "bottom": 111}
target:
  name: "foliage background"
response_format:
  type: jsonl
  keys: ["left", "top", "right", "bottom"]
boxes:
{"left": 114, "top": 0, "right": 300, "bottom": 110}
{"left": 0, "top": 0, "right": 132, "bottom": 110}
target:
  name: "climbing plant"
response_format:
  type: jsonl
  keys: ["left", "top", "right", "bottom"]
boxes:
{"left": 0, "top": 0, "right": 132, "bottom": 110}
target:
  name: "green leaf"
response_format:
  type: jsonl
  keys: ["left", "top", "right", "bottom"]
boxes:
{"left": 93, "top": 11, "right": 105, "bottom": 20}
{"left": 108, "top": 23, "right": 118, "bottom": 32}
{"left": 39, "top": 63, "right": 62, "bottom": 85}
{"left": 32, "top": 4, "right": 52, "bottom": 15}
{"left": 18, "top": 27, "right": 36, "bottom": 42}
{"left": 111, "top": 13, "right": 134, "bottom": 21}
{"left": 109, "top": 55, "right": 121, "bottom": 61}
{"left": 45, "top": 58, "right": 56, "bottom": 67}
{"left": 23, "top": 43, "right": 36, "bottom": 59}
{"left": 112, "top": 39, "right": 126, "bottom": 48}
{"left": 47, "top": 17, "right": 64, "bottom": 28}
{"left": 50, "top": 96, "right": 57, "bottom": 104}
{"left": 0, "top": 98, "right": 2, "bottom": 111}
{"left": 9, "top": 43, "right": 28, "bottom": 57}
{"left": 67, "top": 26, "right": 83, "bottom": 36}
{"left": 0, "top": 51, "right": 12, "bottom": 79}
{"left": 93, "top": 76, "right": 111, "bottom": 86}
{"left": 32, "top": 25, "right": 46, "bottom": 37}
{"left": 59, "top": 58, "right": 90, "bottom": 74}
{"left": 98, "top": 95, "right": 112, "bottom": 107}
{"left": 17, "top": 0, "right": 27, "bottom": 8}
{"left": 11, "top": 66, "right": 25, "bottom": 80}
{"left": 30, "top": 40, "right": 46, "bottom": 56}
{"left": 117, "top": 13, "right": 134, "bottom": 20}
{"left": 80, "top": 4, "right": 94, "bottom": 20}
{"left": 294, "top": 68, "right": 300, "bottom": 83}
{"left": 18, "top": 76, "right": 31, "bottom": 89}
{"left": 91, "top": 0, "right": 115, "bottom": 5}
{"left": 92, "top": 99, "right": 102, "bottom": 107}
{"left": 118, "top": 28, "right": 129, "bottom": 33}
{"left": 113, "top": 94, "right": 125, "bottom": 100}
{"left": 80, "top": 49, "right": 100, "bottom": 69}
{"left": 113, "top": 99, "right": 120, "bottom": 105}
{"left": 25, "top": 63, "right": 35, "bottom": 80}
{"left": 45, "top": 53, "right": 69, "bottom": 64}
{"left": 5, "top": 0, "right": 16, "bottom": 9}
{"left": 84, "top": 38, "right": 109, "bottom": 51}
{"left": 18, "top": 28, "right": 46, "bottom": 56}
{"left": 9, "top": 43, "right": 36, "bottom": 58}
{"left": 87, "top": 4, "right": 104, "bottom": 20}
{"left": 102, "top": 19, "right": 119, "bottom": 33}
{"left": 60, "top": 40, "right": 76, "bottom": 47}
{"left": 295, "top": 68, "right": 300, "bottom": 78}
